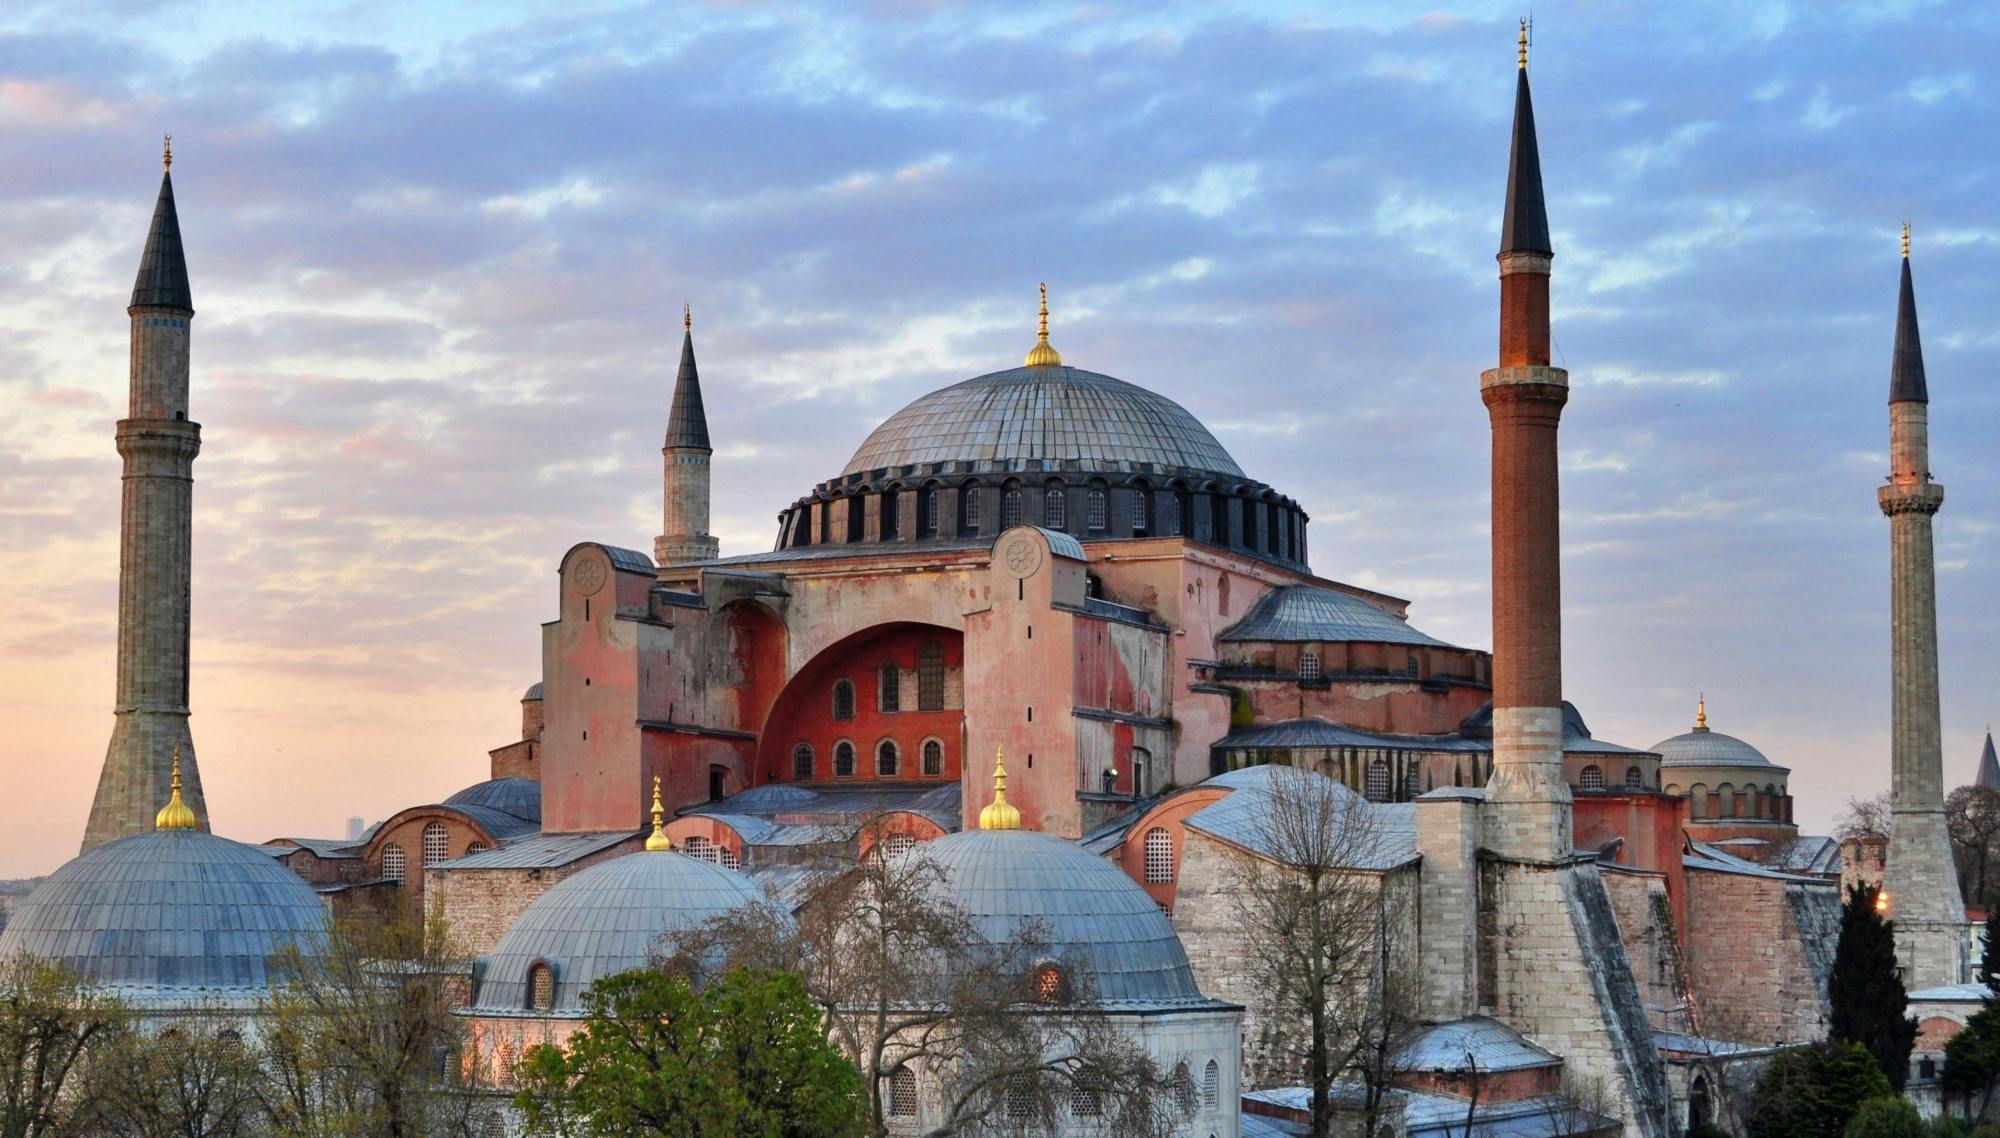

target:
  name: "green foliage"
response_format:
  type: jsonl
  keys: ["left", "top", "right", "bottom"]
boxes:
{"left": 0, "top": 955, "right": 127, "bottom": 1138}
{"left": 1830, "top": 884, "right": 1918, "bottom": 1090}
{"left": 515, "top": 967, "right": 864, "bottom": 1138}
{"left": 1943, "top": 1001, "right": 2000, "bottom": 1106}
{"left": 1746, "top": 1042, "right": 1895, "bottom": 1138}
{"left": 74, "top": 1015, "right": 265, "bottom": 1138}
{"left": 1842, "top": 1097, "right": 1924, "bottom": 1138}
{"left": 1925, "top": 1116, "right": 1975, "bottom": 1138}
{"left": 1981, "top": 909, "right": 2000, "bottom": 995}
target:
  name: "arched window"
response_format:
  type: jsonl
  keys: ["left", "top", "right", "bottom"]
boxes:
{"left": 846, "top": 496, "right": 865, "bottom": 542}
{"left": 1168, "top": 492, "right": 1186, "bottom": 536}
{"left": 1044, "top": 486, "right": 1065, "bottom": 528}
{"left": 1172, "top": 1063, "right": 1197, "bottom": 1115}
{"left": 832, "top": 679, "right": 856, "bottom": 721}
{"left": 1625, "top": 766, "right": 1644, "bottom": 790}
{"left": 528, "top": 963, "right": 554, "bottom": 1011}
{"left": 1717, "top": 782, "right": 1736, "bottom": 817}
{"left": 684, "top": 835, "right": 718, "bottom": 865}
{"left": 1144, "top": 827, "right": 1174, "bottom": 883}
{"left": 1003, "top": 486, "right": 1024, "bottom": 528}
{"left": 922, "top": 739, "right": 944, "bottom": 776}
{"left": 793, "top": 743, "right": 814, "bottom": 781}
{"left": 880, "top": 489, "right": 900, "bottom": 539}
{"left": 1299, "top": 651, "right": 1320, "bottom": 681}
{"left": 877, "top": 739, "right": 900, "bottom": 777}
{"left": 423, "top": 822, "right": 449, "bottom": 866}
{"left": 381, "top": 843, "right": 406, "bottom": 883}
{"left": 890, "top": 1067, "right": 918, "bottom": 1117}
{"left": 918, "top": 487, "right": 937, "bottom": 538}
{"left": 879, "top": 660, "right": 901, "bottom": 712}
{"left": 961, "top": 484, "right": 982, "bottom": 534}
{"left": 917, "top": 641, "right": 944, "bottom": 710}
{"left": 834, "top": 741, "right": 856, "bottom": 778}
{"left": 1131, "top": 488, "right": 1150, "bottom": 533}
{"left": 883, "top": 833, "right": 916, "bottom": 859}
{"left": 467, "top": 842, "right": 488, "bottom": 854}
{"left": 1404, "top": 764, "right": 1421, "bottom": 800}
{"left": 1203, "top": 1060, "right": 1220, "bottom": 1109}
{"left": 1034, "top": 964, "right": 1067, "bottom": 1003}
{"left": 1580, "top": 765, "right": 1605, "bottom": 789}
{"left": 1209, "top": 493, "right": 1228, "bottom": 542}
{"left": 1366, "top": 759, "right": 1391, "bottom": 802}
{"left": 1688, "top": 783, "right": 1708, "bottom": 819}
{"left": 1086, "top": 488, "right": 1107, "bottom": 530}
{"left": 719, "top": 845, "right": 739, "bottom": 870}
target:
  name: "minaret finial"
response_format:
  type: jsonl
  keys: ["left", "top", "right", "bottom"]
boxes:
{"left": 163, "top": 134, "right": 172, "bottom": 172}
{"left": 155, "top": 743, "right": 198, "bottom": 830}
{"left": 1695, "top": 693, "right": 1708, "bottom": 731}
{"left": 977, "top": 745, "right": 1023, "bottom": 830}
{"left": 645, "top": 775, "right": 672, "bottom": 850}
{"left": 1518, "top": 18, "right": 1529, "bottom": 70}
{"left": 684, "top": 303, "right": 691, "bottom": 333}
{"left": 1024, "top": 283, "right": 1063, "bottom": 367}
{"left": 1901, "top": 221, "right": 1911, "bottom": 260}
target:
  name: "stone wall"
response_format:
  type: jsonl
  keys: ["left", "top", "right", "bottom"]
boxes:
{"left": 1600, "top": 868, "right": 1693, "bottom": 1033}
{"left": 1681, "top": 867, "right": 1835, "bottom": 1046}
{"left": 429, "top": 838, "right": 645, "bottom": 957}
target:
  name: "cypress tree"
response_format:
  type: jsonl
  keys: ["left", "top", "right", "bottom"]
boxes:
{"left": 1828, "top": 883, "right": 1918, "bottom": 1090}
{"left": 1979, "top": 907, "right": 2000, "bottom": 996}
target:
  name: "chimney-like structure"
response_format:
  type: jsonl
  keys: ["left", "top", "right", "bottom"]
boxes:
{"left": 1878, "top": 225, "right": 1965, "bottom": 985}
{"left": 83, "top": 140, "right": 208, "bottom": 851}
{"left": 655, "top": 307, "right": 719, "bottom": 566}
{"left": 1481, "top": 23, "right": 1572, "bottom": 861}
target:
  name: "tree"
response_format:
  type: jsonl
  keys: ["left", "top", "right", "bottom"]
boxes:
{"left": 73, "top": 1011, "right": 266, "bottom": 1138}
{"left": 1224, "top": 764, "right": 1415, "bottom": 1138}
{"left": 0, "top": 956, "right": 126, "bottom": 1138}
{"left": 1830, "top": 884, "right": 1917, "bottom": 1090}
{"left": 1842, "top": 1096, "right": 1925, "bottom": 1138}
{"left": 1981, "top": 909, "right": 2000, "bottom": 996}
{"left": 1947, "top": 786, "right": 2000, "bottom": 912}
{"left": 1943, "top": 1003, "right": 2000, "bottom": 1116}
{"left": 515, "top": 967, "right": 864, "bottom": 1138}
{"left": 1745, "top": 1043, "right": 1893, "bottom": 1138}
{"left": 1837, "top": 794, "right": 1893, "bottom": 842}
{"left": 260, "top": 913, "right": 479, "bottom": 1138}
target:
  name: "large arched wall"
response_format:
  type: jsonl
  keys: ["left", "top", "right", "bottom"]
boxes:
{"left": 755, "top": 622, "right": 965, "bottom": 785}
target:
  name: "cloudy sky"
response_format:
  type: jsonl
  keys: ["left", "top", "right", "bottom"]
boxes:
{"left": 1, "top": 1, "right": 1994, "bottom": 877}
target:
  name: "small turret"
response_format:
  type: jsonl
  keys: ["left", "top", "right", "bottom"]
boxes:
{"left": 655, "top": 306, "right": 720, "bottom": 566}
{"left": 1977, "top": 729, "right": 1999, "bottom": 792}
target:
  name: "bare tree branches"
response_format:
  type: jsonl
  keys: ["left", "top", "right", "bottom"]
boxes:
{"left": 0, "top": 956, "right": 126, "bottom": 1138}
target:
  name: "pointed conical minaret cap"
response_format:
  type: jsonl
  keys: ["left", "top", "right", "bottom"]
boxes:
{"left": 644, "top": 775, "right": 672, "bottom": 851}
{"left": 977, "top": 746, "right": 1023, "bottom": 831}
{"left": 155, "top": 743, "right": 199, "bottom": 831}
{"left": 1023, "top": 284, "right": 1063, "bottom": 368}
{"left": 1890, "top": 222, "right": 1928, "bottom": 404}
{"left": 1694, "top": 694, "right": 1709, "bottom": 732}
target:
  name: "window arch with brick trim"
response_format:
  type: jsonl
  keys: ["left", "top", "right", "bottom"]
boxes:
{"left": 1579, "top": 765, "right": 1605, "bottom": 789}
{"left": 381, "top": 843, "right": 406, "bottom": 883}
{"left": 527, "top": 963, "right": 554, "bottom": 1011}
{"left": 922, "top": 737, "right": 945, "bottom": 777}
{"left": 832, "top": 679, "right": 856, "bottom": 721}
{"left": 423, "top": 821, "right": 450, "bottom": 866}
{"left": 1172, "top": 1063, "right": 1197, "bottom": 1115}
{"left": 467, "top": 842, "right": 488, "bottom": 854}
{"left": 834, "top": 740, "right": 856, "bottom": 778}
{"left": 876, "top": 739, "right": 900, "bottom": 777}
{"left": 793, "top": 742, "right": 814, "bottom": 781}
{"left": 1144, "top": 827, "right": 1174, "bottom": 884}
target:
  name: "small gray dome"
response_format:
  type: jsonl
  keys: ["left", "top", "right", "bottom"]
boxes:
{"left": 1651, "top": 726, "right": 1773, "bottom": 768}
{"left": 470, "top": 849, "right": 763, "bottom": 1016}
{"left": 444, "top": 777, "right": 541, "bottom": 824}
{"left": 913, "top": 828, "right": 1201, "bottom": 1003}
{"left": 843, "top": 366, "right": 1242, "bottom": 479}
{"left": 0, "top": 830, "right": 327, "bottom": 1005}
{"left": 522, "top": 681, "right": 545, "bottom": 701}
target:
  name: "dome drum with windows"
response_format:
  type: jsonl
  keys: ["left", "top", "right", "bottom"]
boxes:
{"left": 771, "top": 286, "right": 1309, "bottom": 568}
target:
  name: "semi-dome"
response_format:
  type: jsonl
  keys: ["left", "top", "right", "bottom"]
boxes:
{"left": 469, "top": 848, "right": 763, "bottom": 1016}
{"left": 843, "top": 366, "right": 1243, "bottom": 479}
{"left": 0, "top": 829, "right": 327, "bottom": 1005}
{"left": 444, "top": 777, "right": 542, "bottom": 823}
{"left": 912, "top": 827, "right": 1202, "bottom": 1003}
{"left": 1651, "top": 700, "right": 1774, "bottom": 768}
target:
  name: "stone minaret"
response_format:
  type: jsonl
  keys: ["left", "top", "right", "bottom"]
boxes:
{"left": 654, "top": 307, "right": 718, "bottom": 566}
{"left": 1481, "top": 24, "right": 1572, "bottom": 862}
{"left": 1878, "top": 225, "right": 1965, "bottom": 986}
{"left": 82, "top": 141, "right": 208, "bottom": 851}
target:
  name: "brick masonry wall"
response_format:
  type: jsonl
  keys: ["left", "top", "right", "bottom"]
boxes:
{"left": 428, "top": 837, "right": 645, "bottom": 956}
{"left": 1681, "top": 868, "right": 1836, "bottom": 1046}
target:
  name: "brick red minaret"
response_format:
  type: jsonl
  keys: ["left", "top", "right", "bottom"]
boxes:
{"left": 1482, "top": 23, "right": 1572, "bottom": 861}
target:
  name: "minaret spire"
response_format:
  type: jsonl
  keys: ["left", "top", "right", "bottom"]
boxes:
{"left": 1891, "top": 224, "right": 1928, "bottom": 404}
{"left": 1976, "top": 729, "right": 2000, "bottom": 792}
{"left": 655, "top": 306, "right": 719, "bottom": 566}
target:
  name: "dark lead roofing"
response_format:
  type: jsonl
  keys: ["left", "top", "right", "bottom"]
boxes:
{"left": 1978, "top": 731, "right": 2000, "bottom": 791}
{"left": 1219, "top": 584, "right": 1453, "bottom": 648}
{"left": 665, "top": 328, "right": 711, "bottom": 450}
{"left": 1500, "top": 68, "right": 1552, "bottom": 257}
{"left": 444, "top": 777, "right": 542, "bottom": 825}
{"left": 131, "top": 171, "right": 193, "bottom": 311}
{"left": 1890, "top": 255, "right": 1928, "bottom": 404}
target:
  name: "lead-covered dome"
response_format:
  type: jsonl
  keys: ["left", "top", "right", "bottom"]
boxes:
{"left": 469, "top": 848, "right": 764, "bottom": 1016}
{"left": 0, "top": 830, "right": 327, "bottom": 1006}
{"left": 843, "top": 366, "right": 1243, "bottom": 478}
{"left": 1652, "top": 726, "right": 1773, "bottom": 768}
{"left": 912, "top": 828, "right": 1202, "bottom": 1004}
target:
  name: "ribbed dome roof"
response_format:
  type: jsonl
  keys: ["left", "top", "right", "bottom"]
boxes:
{"left": 0, "top": 830, "right": 326, "bottom": 1005}
{"left": 1650, "top": 726, "right": 1774, "bottom": 768}
{"left": 444, "top": 777, "right": 541, "bottom": 824}
{"left": 912, "top": 828, "right": 1202, "bottom": 1004}
{"left": 842, "top": 366, "right": 1242, "bottom": 479}
{"left": 470, "top": 849, "right": 763, "bottom": 1016}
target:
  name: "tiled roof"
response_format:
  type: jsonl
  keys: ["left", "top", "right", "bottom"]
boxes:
{"left": 1391, "top": 1016, "right": 1560, "bottom": 1072}
{"left": 1218, "top": 585, "right": 1452, "bottom": 647}
{"left": 1649, "top": 725, "right": 1779, "bottom": 769}
{"left": 1182, "top": 766, "right": 1418, "bottom": 871}
{"left": 1215, "top": 713, "right": 1645, "bottom": 758}
{"left": 437, "top": 830, "right": 638, "bottom": 870}
{"left": 1684, "top": 841, "right": 1830, "bottom": 884}
{"left": 689, "top": 781, "right": 962, "bottom": 835}
{"left": 268, "top": 836, "right": 363, "bottom": 859}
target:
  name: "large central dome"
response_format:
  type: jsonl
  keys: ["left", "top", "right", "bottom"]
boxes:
{"left": 843, "top": 365, "right": 1243, "bottom": 479}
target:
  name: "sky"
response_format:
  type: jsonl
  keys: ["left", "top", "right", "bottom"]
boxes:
{"left": 0, "top": 1, "right": 1995, "bottom": 878}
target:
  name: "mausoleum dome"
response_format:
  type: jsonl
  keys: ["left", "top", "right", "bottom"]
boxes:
{"left": 1651, "top": 700, "right": 1776, "bottom": 769}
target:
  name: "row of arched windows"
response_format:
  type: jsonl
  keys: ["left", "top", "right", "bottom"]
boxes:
{"left": 791, "top": 738, "right": 947, "bottom": 780}
{"left": 830, "top": 642, "right": 949, "bottom": 721}
{"left": 1680, "top": 780, "right": 1789, "bottom": 821}
{"left": 382, "top": 822, "right": 471, "bottom": 885}
{"left": 1577, "top": 765, "right": 1648, "bottom": 791}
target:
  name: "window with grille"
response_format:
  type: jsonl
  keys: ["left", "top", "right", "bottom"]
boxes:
{"left": 879, "top": 660, "right": 901, "bottom": 712}
{"left": 918, "top": 489, "right": 936, "bottom": 537}
{"left": 685, "top": 835, "right": 718, "bottom": 865}
{"left": 1003, "top": 488, "right": 1023, "bottom": 527}
{"left": 917, "top": 641, "right": 944, "bottom": 710}
{"left": 877, "top": 739, "right": 900, "bottom": 777}
{"left": 1044, "top": 487, "right": 1065, "bottom": 528}
{"left": 883, "top": 833, "right": 915, "bottom": 859}
{"left": 423, "top": 822, "right": 449, "bottom": 866}
{"left": 793, "top": 743, "right": 814, "bottom": 781}
{"left": 528, "top": 964, "right": 554, "bottom": 1010}
{"left": 1626, "top": 766, "right": 1644, "bottom": 790}
{"left": 381, "top": 844, "right": 406, "bottom": 882}
{"left": 481, "top": 1113, "right": 507, "bottom": 1138}
{"left": 962, "top": 486, "right": 981, "bottom": 532}
{"left": 1086, "top": 489, "right": 1107, "bottom": 530}
{"left": 719, "top": 846, "right": 739, "bottom": 870}
{"left": 1131, "top": 489, "right": 1149, "bottom": 532}
{"left": 1172, "top": 1064, "right": 1197, "bottom": 1115}
{"left": 494, "top": 1038, "right": 517, "bottom": 1084}
{"left": 1203, "top": 1060, "right": 1220, "bottom": 1108}
{"left": 1035, "top": 965, "right": 1066, "bottom": 1003}
{"left": 1144, "top": 827, "right": 1174, "bottom": 883}
{"left": 1168, "top": 493, "right": 1185, "bottom": 535}
{"left": 1006, "top": 1075, "right": 1035, "bottom": 1121}
{"left": 834, "top": 741, "right": 856, "bottom": 777}
{"left": 922, "top": 739, "right": 944, "bottom": 776}
{"left": 1365, "top": 760, "right": 1391, "bottom": 803}
{"left": 890, "top": 1068, "right": 918, "bottom": 1116}
{"left": 1580, "top": 765, "right": 1605, "bottom": 789}
{"left": 1070, "top": 1086, "right": 1101, "bottom": 1117}
{"left": 1299, "top": 651, "right": 1320, "bottom": 681}
{"left": 832, "top": 679, "right": 855, "bottom": 720}
{"left": 467, "top": 842, "right": 488, "bottom": 854}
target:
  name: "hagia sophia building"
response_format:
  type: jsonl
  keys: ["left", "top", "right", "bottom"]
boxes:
{"left": 4, "top": 28, "right": 1988, "bottom": 1138}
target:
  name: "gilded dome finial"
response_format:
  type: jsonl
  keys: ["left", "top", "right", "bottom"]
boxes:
{"left": 1024, "top": 283, "right": 1063, "bottom": 368}
{"left": 644, "top": 775, "right": 672, "bottom": 851}
{"left": 1695, "top": 693, "right": 1708, "bottom": 731}
{"left": 162, "top": 134, "right": 173, "bottom": 172}
{"left": 155, "top": 743, "right": 198, "bottom": 830}
{"left": 977, "top": 746, "right": 1022, "bottom": 830}
{"left": 1518, "top": 18, "right": 1529, "bottom": 70}
{"left": 1901, "top": 221, "right": 1911, "bottom": 260}
{"left": 684, "top": 303, "right": 692, "bottom": 333}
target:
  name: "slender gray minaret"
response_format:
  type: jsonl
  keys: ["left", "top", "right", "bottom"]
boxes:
{"left": 1878, "top": 223, "right": 1964, "bottom": 986}
{"left": 654, "top": 306, "right": 718, "bottom": 566}
{"left": 1977, "top": 729, "right": 2000, "bottom": 793}
{"left": 81, "top": 140, "right": 208, "bottom": 852}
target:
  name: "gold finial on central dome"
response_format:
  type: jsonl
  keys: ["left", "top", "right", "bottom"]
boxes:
{"left": 1024, "top": 283, "right": 1063, "bottom": 368}
{"left": 155, "top": 743, "right": 198, "bottom": 831}
{"left": 1902, "top": 221, "right": 1911, "bottom": 260}
{"left": 1518, "top": 18, "right": 1529, "bottom": 70}
{"left": 163, "top": 134, "right": 173, "bottom": 172}
{"left": 978, "top": 746, "right": 1022, "bottom": 831}
{"left": 645, "top": 775, "right": 673, "bottom": 851}
{"left": 1695, "top": 693, "right": 1708, "bottom": 731}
